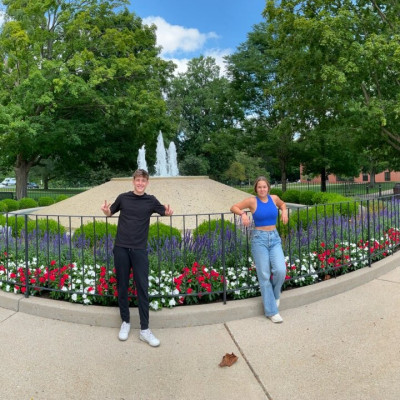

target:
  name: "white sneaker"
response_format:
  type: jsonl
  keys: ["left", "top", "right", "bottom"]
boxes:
{"left": 268, "top": 313, "right": 283, "bottom": 323}
{"left": 118, "top": 321, "right": 131, "bottom": 341}
{"left": 140, "top": 329, "right": 160, "bottom": 347}
{"left": 276, "top": 298, "right": 280, "bottom": 308}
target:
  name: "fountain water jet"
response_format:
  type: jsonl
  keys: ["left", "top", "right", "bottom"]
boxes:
{"left": 137, "top": 145, "right": 148, "bottom": 171}
{"left": 154, "top": 132, "right": 168, "bottom": 176}
{"left": 137, "top": 132, "right": 179, "bottom": 177}
{"left": 167, "top": 141, "right": 179, "bottom": 176}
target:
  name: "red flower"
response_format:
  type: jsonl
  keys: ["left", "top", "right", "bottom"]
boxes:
{"left": 50, "top": 260, "right": 56, "bottom": 266}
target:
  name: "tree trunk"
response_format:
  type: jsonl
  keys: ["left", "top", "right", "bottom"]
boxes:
{"left": 15, "top": 154, "right": 36, "bottom": 200}
{"left": 369, "top": 167, "right": 376, "bottom": 188}
{"left": 281, "top": 170, "right": 287, "bottom": 192}
{"left": 320, "top": 168, "right": 327, "bottom": 192}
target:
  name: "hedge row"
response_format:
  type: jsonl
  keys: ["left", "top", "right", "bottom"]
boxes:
{"left": 0, "top": 195, "right": 69, "bottom": 212}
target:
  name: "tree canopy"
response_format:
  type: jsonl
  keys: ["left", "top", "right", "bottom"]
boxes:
{"left": 0, "top": 0, "right": 174, "bottom": 198}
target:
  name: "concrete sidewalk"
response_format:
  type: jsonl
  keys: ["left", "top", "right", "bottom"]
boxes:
{"left": 1, "top": 253, "right": 400, "bottom": 399}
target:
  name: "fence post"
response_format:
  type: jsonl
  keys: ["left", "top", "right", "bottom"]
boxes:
{"left": 24, "top": 214, "right": 30, "bottom": 298}
{"left": 221, "top": 213, "right": 227, "bottom": 304}
{"left": 367, "top": 199, "right": 371, "bottom": 267}
{"left": 378, "top": 184, "right": 382, "bottom": 197}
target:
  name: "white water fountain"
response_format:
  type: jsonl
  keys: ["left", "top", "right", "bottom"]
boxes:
{"left": 167, "top": 141, "right": 179, "bottom": 176}
{"left": 154, "top": 132, "right": 169, "bottom": 176}
{"left": 137, "top": 132, "right": 179, "bottom": 177}
{"left": 137, "top": 145, "right": 148, "bottom": 171}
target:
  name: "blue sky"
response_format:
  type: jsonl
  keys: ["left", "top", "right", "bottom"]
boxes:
{"left": 0, "top": 1, "right": 266, "bottom": 74}
{"left": 128, "top": 0, "right": 266, "bottom": 73}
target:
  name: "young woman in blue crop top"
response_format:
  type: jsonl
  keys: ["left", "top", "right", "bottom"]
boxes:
{"left": 230, "top": 176, "right": 288, "bottom": 323}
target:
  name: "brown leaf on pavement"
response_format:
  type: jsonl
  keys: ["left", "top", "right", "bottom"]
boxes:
{"left": 219, "top": 352, "right": 238, "bottom": 367}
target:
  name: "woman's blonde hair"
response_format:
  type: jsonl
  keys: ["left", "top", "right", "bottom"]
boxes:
{"left": 253, "top": 176, "right": 271, "bottom": 194}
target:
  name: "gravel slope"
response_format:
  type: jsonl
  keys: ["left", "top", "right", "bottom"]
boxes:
{"left": 32, "top": 176, "right": 250, "bottom": 230}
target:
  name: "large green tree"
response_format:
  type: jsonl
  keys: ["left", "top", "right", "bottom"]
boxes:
{"left": 261, "top": 0, "right": 364, "bottom": 191}
{"left": 166, "top": 56, "right": 241, "bottom": 179}
{"left": 226, "top": 22, "right": 300, "bottom": 191}
{"left": 0, "top": 0, "right": 174, "bottom": 198}
{"left": 261, "top": 1, "right": 400, "bottom": 189}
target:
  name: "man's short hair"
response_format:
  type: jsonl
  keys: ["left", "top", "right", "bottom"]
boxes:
{"left": 133, "top": 169, "right": 149, "bottom": 180}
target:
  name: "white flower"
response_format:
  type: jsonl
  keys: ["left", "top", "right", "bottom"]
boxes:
{"left": 150, "top": 301, "right": 159, "bottom": 310}
{"left": 168, "top": 298, "right": 176, "bottom": 307}
{"left": 71, "top": 293, "right": 78, "bottom": 301}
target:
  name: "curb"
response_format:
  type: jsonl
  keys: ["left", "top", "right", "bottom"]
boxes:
{"left": 1, "top": 251, "right": 400, "bottom": 329}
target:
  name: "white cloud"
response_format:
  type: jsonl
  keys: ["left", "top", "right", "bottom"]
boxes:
{"left": 143, "top": 16, "right": 218, "bottom": 57}
{"left": 168, "top": 49, "right": 231, "bottom": 76}
{"left": 142, "top": 16, "right": 232, "bottom": 76}
{"left": 168, "top": 57, "right": 191, "bottom": 74}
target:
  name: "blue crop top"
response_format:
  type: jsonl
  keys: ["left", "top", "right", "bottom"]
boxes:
{"left": 253, "top": 195, "right": 278, "bottom": 227}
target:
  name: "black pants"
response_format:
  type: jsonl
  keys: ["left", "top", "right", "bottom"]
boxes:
{"left": 113, "top": 246, "right": 149, "bottom": 330}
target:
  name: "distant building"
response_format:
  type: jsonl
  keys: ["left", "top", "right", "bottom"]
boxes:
{"left": 299, "top": 167, "right": 400, "bottom": 184}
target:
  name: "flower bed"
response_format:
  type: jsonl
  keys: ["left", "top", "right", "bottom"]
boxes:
{"left": 0, "top": 197, "right": 399, "bottom": 310}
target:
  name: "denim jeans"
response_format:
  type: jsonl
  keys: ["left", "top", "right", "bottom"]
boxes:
{"left": 251, "top": 229, "right": 286, "bottom": 317}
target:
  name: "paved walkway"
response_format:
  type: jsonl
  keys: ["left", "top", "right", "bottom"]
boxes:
{"left": 1, "top": 252, "right": 400, "bottom": 400}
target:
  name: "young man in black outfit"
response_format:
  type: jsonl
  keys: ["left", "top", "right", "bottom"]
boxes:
{"left": 101, "top": 169, "right": 173, "bottom": 346}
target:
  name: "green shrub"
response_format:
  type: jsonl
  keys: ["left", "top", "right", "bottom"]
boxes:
{"left": 242, "top": 188, "right": 255, "bottom": 195}
{"left": 299, "top": 191, "right": 315, "bottom": 205}
{"left": 55, "top": 194, "right": 69, "bottom": 202}
{"left": 309, "top": 192, "right": 358, "bottom": 217}
{"left": 73, "top": 221, "right": 118, "bottom": 243}
{"left": 282, "top": 189, "right": 301, "bottom": 204}
{"left": 0, "top": 214, "right": 25, "bottom": 236}
{"left": 148, "top": 222, "right": 181, "bottom": 244}
{"left": 269, "top": 188, "right": 283, "bottom": 197}
{"left": 192, "top": 218, "right": 236, "bottom": 239}
{"left": 38, "top": 197, "right": 55, "bottom": 207}
{"left": 311, "top": 192, "right": 331, "bottom": 204}
{"left": 19, "top": 197, "right": 38, "bottom": 209}
{"left": 27, "top": 218, "right": 66, "bottom": 236}
{"left": 279, "top": 204, "right": 336, "bottom": 237}
{"left": 2, "top": 198, "right": 19, "bottom": 211}
{"left": 0, "top": 201, "right": 8, "bottom": 212}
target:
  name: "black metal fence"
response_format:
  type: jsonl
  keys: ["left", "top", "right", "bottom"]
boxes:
{"left": 237, "top": 181, "right": 396, "bottom": 197}
{"left": 0, "top": 187, "right": 87, "bottom": 201}
{"left": 0, "top": 195, "right": 399, "bottom": 310}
